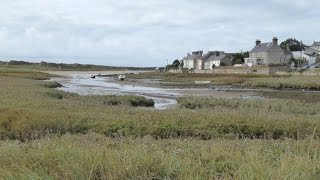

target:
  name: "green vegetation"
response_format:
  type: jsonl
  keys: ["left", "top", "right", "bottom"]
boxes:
{"left": 262, "top": 91, "right": 320, "bottom": 103}
{"left": 280, "top": 38, "right": 305, "bottom": 51}
{"left": 0, "top": 67, "right": 52, "bottom": 80}
{"left": 239, "top": 76, "right": 320, "bottom": 90}
{"left": 232, "top": 51, "right": 249, "bottom": 64}
{"left": 1, "top": 69, "right": 320, "bottom": 179}
{"left": 1, "top": 134, "right": 320, "bottom": 179}
{"left": 41, "top": 81, "right": 63, "bottom": 88}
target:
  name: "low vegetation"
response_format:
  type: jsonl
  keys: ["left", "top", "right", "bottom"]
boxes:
{"left": 239, "top": 76, "right": 320, "bottom": 90}
{"left": 128, "top": 72, "right": 320, "bottom": 90}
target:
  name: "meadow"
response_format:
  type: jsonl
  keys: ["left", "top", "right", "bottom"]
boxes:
{"left": 1, "top": 69, "right": 320, "bottom": 179}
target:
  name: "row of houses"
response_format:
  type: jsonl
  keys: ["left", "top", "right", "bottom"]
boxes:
{"left": 181, "top": 37, "right": 320, "bottom": 70}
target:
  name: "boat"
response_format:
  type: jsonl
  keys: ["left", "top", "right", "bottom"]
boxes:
{"left": 118, "top": 75, "right": 126, "bottom": 81}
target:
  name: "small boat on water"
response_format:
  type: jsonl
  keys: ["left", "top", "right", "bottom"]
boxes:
{"left": 118, "top": 75, "right": 126, "bottom": 81}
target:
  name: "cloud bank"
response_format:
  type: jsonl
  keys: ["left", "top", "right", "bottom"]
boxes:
{"left": 0, "top": 0, "right": 319, "bottom": 66}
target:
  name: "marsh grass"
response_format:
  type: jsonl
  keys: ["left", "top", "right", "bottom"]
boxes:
{"left": 239, "top": 76, "right": 320, "bottom": 90}
{"left": 0, "top": 75, "right": 319, "bottom": 140}
{"left": 262, "top": 91, "right": 320, "bottom": 103}
{"left": 1, "top": 134, "right": 320, "bottom": 179}
{"left": 0, "top": 68, "right": 52, "bottom": 80}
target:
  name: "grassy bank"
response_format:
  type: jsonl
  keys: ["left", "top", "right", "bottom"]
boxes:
{"left": 1, "top": 134, "right": 320, "bottom": 179}
{"left": 128, "top": 72, "right": 320, "bottom": 90}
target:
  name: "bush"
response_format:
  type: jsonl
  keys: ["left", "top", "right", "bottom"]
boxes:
{"left": 41, "top": 82, "right": 63, "bottom": 88}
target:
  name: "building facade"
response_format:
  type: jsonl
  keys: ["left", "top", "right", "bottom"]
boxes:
{"left": 245, "top": 37, "right": 291, "bottom": 66}
{"left": 181, "top": 51, "right": 203, "bottom": 69}
{"left": 200, "top": 51, "right": 233, "bottom": 69}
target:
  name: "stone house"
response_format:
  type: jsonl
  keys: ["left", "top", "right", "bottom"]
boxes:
{"left": 200, "top": 51, "right": 233, "bottom": 69}
{"left": 181, "top": 51, "right": 203, "bottom": 69}
{"left": 245, "top": 37, "right": 291, "bottom": 66}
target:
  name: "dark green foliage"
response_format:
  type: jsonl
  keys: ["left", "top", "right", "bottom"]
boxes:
{"left": 172, "top": 59, "right": 180, "bottom": 68}
{"left": 220, "top": 62, "right": 226, "bottom": 66}
{"left": 280, "top": 38, "right": 305, "bottom": 51}
{"left": 41, "top": 82, "right": 63, "bottom": 88}
{"left": 103, "top": 95, "right": 154, "bottom": 107}
{"left": 232, "top": 52, "right": 249, "bottom": 64}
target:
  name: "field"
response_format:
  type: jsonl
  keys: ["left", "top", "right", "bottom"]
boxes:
{"left": 1, "top": 69, "right": 320, "bottom": 179}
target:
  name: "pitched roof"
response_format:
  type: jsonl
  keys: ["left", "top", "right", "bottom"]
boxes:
{"left": 304, "top": 47, "right": 318, "bottom": 56}
{"left": 182, "top": 51, "right": 203, "bottom": 61}
{"left": 250, "top": 43, "right": 274, "bottom": 53}
{"left": 182, "top": 54, "right": 202, "bottom": 61}
{"left": 200, "top": 51, "right": 230, "bottom": 61}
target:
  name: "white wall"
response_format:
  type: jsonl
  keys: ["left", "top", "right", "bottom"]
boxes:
{"left": 183, "top": 60, "right": 194, "bottom": 69}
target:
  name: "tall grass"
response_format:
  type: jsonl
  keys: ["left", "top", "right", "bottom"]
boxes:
{"left": 1, "top": 134, "right": 320, "bottom": 179}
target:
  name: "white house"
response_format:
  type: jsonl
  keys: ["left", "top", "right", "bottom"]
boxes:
{"left": 292, "top": 48, "right": 318, "bottom": 65}
{"left": 181, "top": 51, "right": 203, "bottom": 69}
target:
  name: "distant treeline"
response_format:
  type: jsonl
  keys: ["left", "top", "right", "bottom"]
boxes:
{"left": 0, "top": 60, "right": 157, "bottom": 71}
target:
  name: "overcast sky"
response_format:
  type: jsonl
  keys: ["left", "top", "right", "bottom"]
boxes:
{"left": 0, "top": 0, "right": 319, "bottom": 67}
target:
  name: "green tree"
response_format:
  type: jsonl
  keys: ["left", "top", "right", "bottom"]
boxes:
{"left": 280, "top": 38, "right": 305, "bottom": 51}
{"left": 179, "top": 60, "right": 184, "bottom": 69}
{"left": 232, "top": 51, "right": 249, "bottom": 64}
{"left": 172, "top": 59, "right": 180, "bottom": 68}
{"left": 220, "top": 62, "right": 226, "bottom": 66}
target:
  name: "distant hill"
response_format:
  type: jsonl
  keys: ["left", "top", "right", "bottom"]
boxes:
{"left": 0, "top": 60, "right": 157, "bottom": 71}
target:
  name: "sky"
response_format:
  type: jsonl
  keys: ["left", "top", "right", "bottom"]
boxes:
{"left": 0, "top": 0, "right": 319, "bottom": 67}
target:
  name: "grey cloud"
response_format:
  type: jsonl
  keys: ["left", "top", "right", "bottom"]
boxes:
{"left": 0, "top": 0, "right": 319, "bottom": 67}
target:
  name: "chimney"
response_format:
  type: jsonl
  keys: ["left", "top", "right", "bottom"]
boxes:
{"left": 192, "top": 51, "right": 203, "bottom": 56}
{"left": 272, "top": 37, "right": 278, "bottom": 45}
{"left": 256, "top": 39, "right": 261, "bottom": 46}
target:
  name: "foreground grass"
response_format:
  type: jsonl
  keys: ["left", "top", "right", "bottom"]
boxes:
{"left": 1, "top": 134, "right": 320, "bottom": 179}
